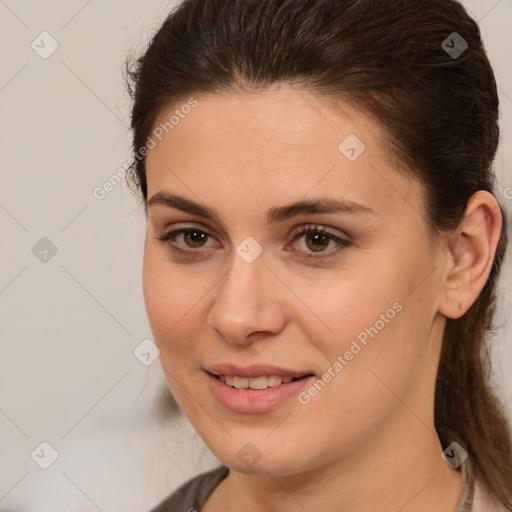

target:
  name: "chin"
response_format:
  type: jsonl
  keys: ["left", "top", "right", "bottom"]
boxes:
{"left": 207, "top": 442, "right": 304, "bottom": 476}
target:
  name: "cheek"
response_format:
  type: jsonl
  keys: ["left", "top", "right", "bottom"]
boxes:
{"left": 306, "top": 266, "right": 403, "bottom": 355}
{"left": 142, "top": 246, "right": 188, "bottom": 344}
{"left": 142, "top": 250, "right": 204, "bottom": 408}
{"left": 142, "top": 245, "right": 214, "bottom": 353}
{"left": 304, "top": 252, "right": 433, "bottom": 399}
{"left": 142, "top": 248, "right": 170, "bottom": 339}
{"left": 297, "top": 296, "right": 425, "bottom": 451}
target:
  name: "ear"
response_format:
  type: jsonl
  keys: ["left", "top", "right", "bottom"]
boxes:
{"left": 438, "top": 190, "right": 503, "bottom": 319}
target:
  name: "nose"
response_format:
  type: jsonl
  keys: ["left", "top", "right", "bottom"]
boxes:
{"left": 207, "top": 251, "right": 287, "bottom": 346}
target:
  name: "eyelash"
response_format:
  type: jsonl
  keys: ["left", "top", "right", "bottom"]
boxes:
{"left": 155, "top": 224, "right": 351, "bottom": 261}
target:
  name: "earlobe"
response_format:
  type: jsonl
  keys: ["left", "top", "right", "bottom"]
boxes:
{"left": 438, "top": 191, "right": 502, "bottom": 320}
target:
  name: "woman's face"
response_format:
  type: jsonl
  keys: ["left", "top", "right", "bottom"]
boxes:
{"left": 143, "top": 88, "right": 448, "bottom": 476}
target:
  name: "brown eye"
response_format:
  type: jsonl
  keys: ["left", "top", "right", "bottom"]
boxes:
{"left": 290, "top": 225, "right": 351, "bottom": 260}
{"left": 304, "top": 232, "right": 331, "bottom": 252}
{"left": 182, "top": 230, "right": 209, "bottom": 248}
{"left": 155, "top": 227, "right": 217, "bottom": 254}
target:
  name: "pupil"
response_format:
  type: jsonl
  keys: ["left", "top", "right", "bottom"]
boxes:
{"left": 307, "top": 233, "right": 328, "bottom": 252}
{"left": 185, "top": 230, "right": 206, "bottom": 247}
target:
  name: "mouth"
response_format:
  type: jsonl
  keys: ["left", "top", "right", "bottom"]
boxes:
{"left": 205, "top": 367, "right": 316, "bottom": 413}
{"left": 204, "top": 364, "right": 316, "bottom": 413}
{"left": 212, "top": 373, "right": 312, "bottom": 390}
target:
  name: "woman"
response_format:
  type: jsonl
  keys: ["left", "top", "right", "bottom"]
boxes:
{"left": 125, "top": 0, "right": 512, "bottom": 510}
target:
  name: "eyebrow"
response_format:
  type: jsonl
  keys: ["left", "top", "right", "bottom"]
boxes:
{"left": 146, "top": 192, "right": 377, "bottom": 225}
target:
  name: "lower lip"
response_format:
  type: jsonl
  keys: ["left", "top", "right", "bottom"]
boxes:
{"left": 206, "top": 372, "right": 315, "bottom": 414}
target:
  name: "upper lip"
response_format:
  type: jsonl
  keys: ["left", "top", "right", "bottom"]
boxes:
{"left": 205, "top": 363, "right": 314, "bottom": 379}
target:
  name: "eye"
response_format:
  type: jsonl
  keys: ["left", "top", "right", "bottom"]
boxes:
{"left": 288, "top": 224, "right": 351, "bottom": 259}
{"left": 155, "top": 225, "right": 217, "bottom": 255}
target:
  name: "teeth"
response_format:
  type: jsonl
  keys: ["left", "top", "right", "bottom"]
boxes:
{"left": 267, "top": 375, "right": 283, "bottom": 387}
{"left": 218, "top": 374, "right": 298, "bottom": 390}
{"left": 244, "top": 376, "right": 267, "bottom": 389}
{"left": 233, "top": 376, "right": 249, "bottom": 389}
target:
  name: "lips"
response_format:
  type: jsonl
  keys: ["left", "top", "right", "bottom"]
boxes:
{"left": 206, "top": 369, "right": 316, "bottom": 413}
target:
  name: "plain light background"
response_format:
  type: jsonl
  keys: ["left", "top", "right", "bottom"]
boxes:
{"left": 0, "top": 1, "right": 511, "bottom": 510}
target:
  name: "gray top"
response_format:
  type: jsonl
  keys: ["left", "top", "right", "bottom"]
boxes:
{"left": 148, "top": 460, "right": 506, "bottom": 511}
{"left": 149, "top": 465, "right": 229, "bottom": 512}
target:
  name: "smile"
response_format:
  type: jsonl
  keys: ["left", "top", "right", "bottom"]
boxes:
{"left": 218, "top": 374, "right": 299, "bottom": 390}
{"left": 207, "top": 371, "right": 315, "bottom": 413}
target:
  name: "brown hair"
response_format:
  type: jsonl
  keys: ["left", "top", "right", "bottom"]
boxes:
{"left": 125, "top": 0, "right": 512, "bottom": 506}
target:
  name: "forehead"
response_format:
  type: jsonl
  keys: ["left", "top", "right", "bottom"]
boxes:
{"left": 145, "top": 89, "right": 424, "bottom": 223}
{"left": 149, "top": 89, "right": 374, "bottom": 160}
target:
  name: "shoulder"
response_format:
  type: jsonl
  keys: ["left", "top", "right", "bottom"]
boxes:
{"left": 147, "top": 465, "right": 229, "bottom": 512}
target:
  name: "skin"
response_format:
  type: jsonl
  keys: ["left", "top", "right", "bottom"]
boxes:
{"left": 142, "top": 87, "right": 502, "bottom": 512}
